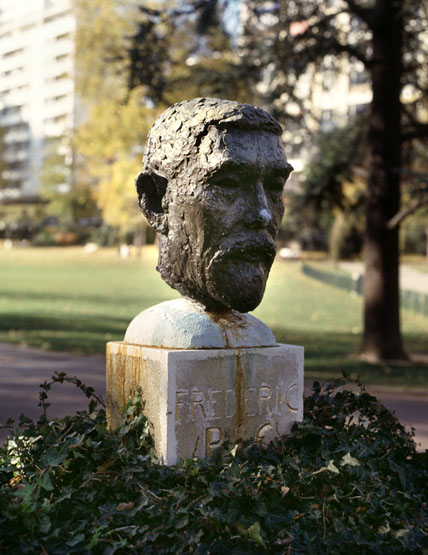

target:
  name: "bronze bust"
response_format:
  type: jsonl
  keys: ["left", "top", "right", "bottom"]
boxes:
{"left": 136, "top": 98, "right": 293, "bottom": 314}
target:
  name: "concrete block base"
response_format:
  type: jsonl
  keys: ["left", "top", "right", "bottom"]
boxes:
{"left": 107, "top": 341, "right": 304, "bottom": 465}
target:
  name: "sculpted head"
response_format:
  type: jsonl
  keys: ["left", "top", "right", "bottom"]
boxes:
{"left": 136, "top": 98, "right": 292, "bottom": 313}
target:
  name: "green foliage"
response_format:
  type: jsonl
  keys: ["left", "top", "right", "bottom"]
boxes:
{"left": 329, "top": 212, "right": 363, "bottom": 261}
{"left": 0, "top": 123, "right": 8, "bottom": 190}
{"left": 72, "top": 0, "right": 250, "bottom": 238}
{"left": 300, "top": 120, "right": 367, "bottom": 213}
{"left": 127, "top": 1, "right": 251, "bottom": 106}
{"left": 0, "top": 375, "right": 427, "bottom": 552}
{"left": 73, "top": 0, "right": 158, "bottom": 237}
{"left": 74, "top": 0, "right": 141, "bottom": 102}
{"left": 402, "top": 219, "right": 428, "bottom": 256}
{"left": 41, "top": 135, "right": 98, "bottom": 226}
{"left": 285, "top": 119, "right": 367, "bottom": 254}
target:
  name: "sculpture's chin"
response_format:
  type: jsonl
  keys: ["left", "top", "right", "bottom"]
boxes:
{"left": 205, "top": 259, "right": 270, "bottom": 313}
{"left": 157, "top": 239, "right": 274, "bottom": 313}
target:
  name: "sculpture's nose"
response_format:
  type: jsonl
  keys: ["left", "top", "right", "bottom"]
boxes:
{"left": 246, "top": 181, "right": 272, "bottom": 229}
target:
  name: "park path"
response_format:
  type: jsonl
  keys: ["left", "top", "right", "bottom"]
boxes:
{"left": 339, "top": 262, "right": 428, "bottom": 294}
{"left": 0, "top": 342, "right": 427, "bottom": 451}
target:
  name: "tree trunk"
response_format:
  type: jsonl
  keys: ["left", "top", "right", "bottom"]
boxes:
{"left": 361, "top": 0, "right": 408, "bottom": 361}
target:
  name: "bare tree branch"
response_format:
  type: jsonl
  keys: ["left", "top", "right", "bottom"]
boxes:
{"left": 401, "top": 122, "right": 428, "bottom": 142}
{"left": 387, "top": 199, "right": 428, "bottom": 229}
{"left": 334, "top": 41, "right": 371, "bottom": 67}
{"left": 288, "top": 24, "right": 371, "bottom": 68}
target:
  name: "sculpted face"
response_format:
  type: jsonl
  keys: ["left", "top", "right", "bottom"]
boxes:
{"left": 164, "top": 128, "right": 288, "bottom": 312}
{"left": 137, "top": 99, "right": 292, "bottom": 313}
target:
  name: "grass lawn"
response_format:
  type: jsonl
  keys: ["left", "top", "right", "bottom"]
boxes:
{"left": 1, "top": 245, "right": 427, "bottom": 387}
{"left": 402, "top": 253, "right": 428, "bottom": 273}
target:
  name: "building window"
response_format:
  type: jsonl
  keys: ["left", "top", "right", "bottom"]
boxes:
{"left": 3, "top": 47, "right": 24, "bottom": 59}
{"left": 44, "top": 114, "right": 68, "bottom": 125}
{"left": 1, "top": 105, "right": 22, "bottom": 117}
{"left": 44, "top": 10, "right": 71, "bottom": 24}
{"left": 4, "top": 122, "right": 28, "bottom": 133}
{"left": 5, "top": 140, "right": 29, "bottom": 151}
{"left": 55, "top": 72, "right": 68, "bottom": 80}
{"left": 348, "top": 103, "right": 369, "bottom": 118}
{"left": 55, "top": 32, "right": 70, "bottom": 41}
{"left": 45, "top": 94, "right": 68, "bottom": 104}
{"left": 20, "top": 23, "right": 36, "bottom": 32}
{"left": 55, "top": 53, "right": 68, "bottom": 62}
{"left": 349, "top": 70, "right": 369, "bottom": 86}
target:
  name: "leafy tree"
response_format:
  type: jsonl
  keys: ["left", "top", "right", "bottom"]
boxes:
{"left": 74, "top": 0, "right": 141, "bottom": 102}
{"left": 239, "top": 0, "right": 428, "bottom": 361}
{"left": 73, "top": 0, "right": 158, "bottom": 241}
{"left": 0, "top": 124, "right": 8, "bottom": 190}
{"left": 398, "top": 167, "right": 428, "bottom": 257}
{"left": 41, "top": 134, "right": 98, "bottom": 228}
{"left": 74, "top": 0, "right": 253, "bottom": 241}
{"left": 126, "top": 1, "right": 255, "bottom": 105}
{"left": 282, "top": 117, "right": 367, "bottom": 257}
{"left": 73, "top": 90, "right": 156, "bottom": 241}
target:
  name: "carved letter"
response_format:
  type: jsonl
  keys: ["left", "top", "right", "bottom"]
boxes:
{"left": 258, "top": 385, "right": 273, "bottom": 415}
{"left": 285, "top": 383, "right": 299, "bottom": 412}
{"left": 175, "top": 390, "right": 189, "bottom": 424}
{"left": 256, "top": 422, "right": 273, "bottom": 443}
{"left": 245, "top": 387, "right": 256, "bottom": 417}
{"left": 191, "top": 389, "right": 207, "bottom": 421}
{"left": 208, "top": 388, "right": 222, "bottom": 419}
{"left": 205, "top": 427, "right": 224, "bottom": 457}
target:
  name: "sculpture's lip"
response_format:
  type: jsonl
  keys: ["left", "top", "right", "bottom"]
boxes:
{"left": 226, "top": 244, "right": 276, "bottom": 264}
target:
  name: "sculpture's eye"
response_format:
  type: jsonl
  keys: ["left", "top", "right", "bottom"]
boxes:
{"left": 264, "top": 175, "right": 285, "bottom": 192}
{"left": 219, "top": 177, "right": 240, "bottom": 189}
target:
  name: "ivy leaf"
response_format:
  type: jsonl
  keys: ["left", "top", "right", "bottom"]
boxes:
{"left": 66, "top": 533, "right": 85, "bottom": 547}
{"left": 340, "top": 452, "right": 360, "bottom": 467}
{"left": 40, "top": 516, "right": 51, "bottom": 534}
{"left": 39, "top": 470, "right": 54, "bottom": 492}
{"left": 313, "top": 460, "right": 340, "bottom": 475}
{"left": 248, "top": 522, "right": 267, "bottom": 549}
{"left": 230, "top": 445, "right": 239, "bottom": 457}
{"left": 41, "top": 447, "right": 68, "bottom": 468}
{"left": 326, "top": 460, "right": 340, "bottom": 474}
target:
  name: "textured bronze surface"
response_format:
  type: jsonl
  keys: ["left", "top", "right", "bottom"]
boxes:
{"left": 136, "top": 97, "right": 293, "bottom": 313}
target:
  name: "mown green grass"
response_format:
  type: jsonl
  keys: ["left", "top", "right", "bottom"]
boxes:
{"left": 1, "top": 246, "right": 427, "bottom": 386}
{"left": 0, "top": 246, "right": 178, "bottom": 354}
{"left": 402, "top": 254, "right": 428, "bottom": 274}
{"left": 256, "top": 259, "right": 428, "bottom": 387}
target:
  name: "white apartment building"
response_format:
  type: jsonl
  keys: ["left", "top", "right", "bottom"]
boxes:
{"left": 0, "top": 0, "right": 76, "bottom": 200}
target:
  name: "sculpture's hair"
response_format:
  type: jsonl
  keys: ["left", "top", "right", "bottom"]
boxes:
{"left": 142, "top": 97, "right": 282, "bottom": 178}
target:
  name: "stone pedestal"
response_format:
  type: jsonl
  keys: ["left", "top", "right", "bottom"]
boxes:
{"left": 107, "top": 341, "right": 303, "bottom": 465}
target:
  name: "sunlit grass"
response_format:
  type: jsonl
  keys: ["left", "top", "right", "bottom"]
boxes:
{"left": 402, "top": 254, "right": 428, "bottom": 274}
{"left": 0, "top": 246, "right": 427, "bottom": 386}
{"left": 256, "top": 259, "right": 428, "bottom": 386}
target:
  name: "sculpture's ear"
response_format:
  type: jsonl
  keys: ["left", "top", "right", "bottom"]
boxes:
{"left": 135, "top": 171, "right": 168, "bottom": 235}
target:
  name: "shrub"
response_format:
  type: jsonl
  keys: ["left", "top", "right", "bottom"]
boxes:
{"left": 0, "top": 374, "right": 427, "bottom": 553}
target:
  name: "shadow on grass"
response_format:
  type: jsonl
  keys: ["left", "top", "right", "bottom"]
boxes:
{"left": 0, "top": 289, "right": 170, "bottom": 308}
{"left": 0, "top": 313, "right": 128, "bottom": 354}
{"left": 1, "top": 313, "right": 427, "bottom": 388}
{"left": 273, "top": 326, "right": 428, "bottom": 388}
